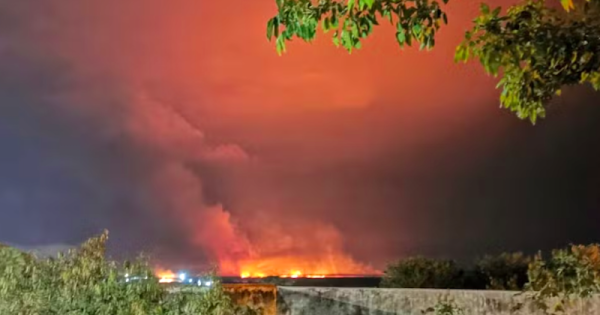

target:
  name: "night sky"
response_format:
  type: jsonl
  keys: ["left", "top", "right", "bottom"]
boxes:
{"left": 0, "top": 0, "right": 598, "bottom": 273}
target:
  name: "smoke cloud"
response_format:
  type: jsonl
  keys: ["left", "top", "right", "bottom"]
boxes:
{"left": 0, "top": 0, "right": 598, "bottom": 274}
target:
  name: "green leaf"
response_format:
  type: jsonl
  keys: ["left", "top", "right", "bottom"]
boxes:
{"left": 322, "top": 17, "right": 331, "bottom": 32}
{"left": 481, "top": 3, "right": 490, "bottom": 14}
{"left": 396, "top": 23, "right": 406, "bottom": 46}
{"left": 359, "top": 0, "right": 375, "bottom": 10}
{"left": 333, "top": 31, "right": 340, "bottom": 47}
{"left": 492, "top": 6, "right": 501, "bottom": 17}
{"left": 530, "top": 110, "right": 537, "bottom": 125}
{"left": 561, "top": 0, "right": 574, "bottom": 11}
{"left": 341, "top": 30, "right": 352, "bottom": 50}
{"left": 412, "top": 23, "right": 422, "bottom": 36}
{"left": 276, "top": 36, "right": 286, "bottom": 55}
{"left": 273, "top": 17, "right": 280, "bottom": 37}
{"left": 465, "top": 30, "right": 472, "bottom": 40}
{"left": 348, "top": 0, "right": 356, "bottom": 10}
{"left": 331, "top": 15, "right": 339, "bottom": 28}
{"left": 454, "top": 45, "right": 466, "bottom": 63}
{"left": 581, "top": 72, "right": 590, "bottom": 83}
{"left": 396, "top": 31, "right": 406, "bottom": 46}
{"left": 383, "top": 10, "right": 392, "bottom": 23}
{"left": 351, "top": 21, "right": 359, "bottom": 37}
{"left": 266, "top": 19, "right": 274, "bottom": 40}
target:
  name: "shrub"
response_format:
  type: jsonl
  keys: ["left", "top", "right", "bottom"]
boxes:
{"left": 380, "top": 257, "right": 463, "bottom": 289}
{"left": 475, "top": 252, "right": 532, "bottom": 290}
{"left": 422, "top": 297, "right": 464, "bottom": 315}
{"left": 0, "top": 231, "right": 251, "bottom": 315}
{"left": 525, "top": 244, "right": 600, "bottom": 314}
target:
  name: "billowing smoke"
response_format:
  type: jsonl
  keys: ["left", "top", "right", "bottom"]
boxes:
{"left": 0, "top": 0, "right": 377, "bottom": 274}
{"left": 1, "top": 0, "right": 599, "bottom": 275}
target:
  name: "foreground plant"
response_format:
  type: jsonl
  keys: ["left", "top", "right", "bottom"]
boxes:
{"left": 422, "top": 297, "right": 464, "bottom": 315}
{"left": 476, "top": 252, "right": 532, "bottom": 290}
{"left": 0, "top": 231, "right": 251, "bottom": 315}
{"left": 266, "top": 0, "right": 600, "bottom": 123}
{"left": 380, "top": 256, "right": 463, "bottom": 289}
{"left": 525, "top": 244, "right": 600, "bottom": 314}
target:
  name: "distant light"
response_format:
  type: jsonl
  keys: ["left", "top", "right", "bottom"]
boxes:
{"left": 159, "top": 277, "right": 174, "bottom": 284}
{"left": 125, "top": 273, "right": 129, "bottom": 277}
{"left": 188, "top": 279, "right": 193, "bottom": 283}
{"left": 205, "top": 281, "right": 212, "bottom": 287}
{"left": 197, "top": 279, "right": 202, "bottom": 286}
{"left": 179, "top": 273, "right": 186, "bottom": 281}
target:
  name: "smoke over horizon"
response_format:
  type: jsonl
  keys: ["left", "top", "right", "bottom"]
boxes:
{"left": 0, "top": 0, "right": 599, "bottom": 275}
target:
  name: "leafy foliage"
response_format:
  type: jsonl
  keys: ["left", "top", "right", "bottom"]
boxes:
{"left": 266, "top": 0, "right": 449, "bottom": 54}
{"left": 0, "top": 231, "right": 252, "bottom": 315}
{"left": 422, "top": 297, "right": 464, "bottom": 315}
{"left": 525, "top": 244, "right": 600, "bottom": 314}
{"left": 457, "top": 0, "right": 600, "bottom": 123}
{"left": 266, "top": 0, "right": 600, "bottom": 123}
{"left": 380, "top": 256, "right": 463, "bottom": 289}
{"left": 475, "top": 252, "right": 532, "bottom": 290}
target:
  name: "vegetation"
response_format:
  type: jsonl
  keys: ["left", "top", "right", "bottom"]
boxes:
{"left": 380, "top": 253, "right": 532, "bottom": 289}
{"left": 525, "top": 244, "right": 600, "bottom": 314}
{"left": 0, "top": 231, "right": 256, "bottom": 315}
{"left": 3, "top": 232, "right": 600, "bottom": 314}
{"left": 475, "top": 252, "right": 531, "bottom": 290}
{"left": 422, "top": 297, "right": 464, "bottom": 315}
{"left": 383, "top": 245, "right": 600, "bottom": 313}
{"left": 380, "top": 256, "right": 463, "bottom": 289}
{"left": 266, "top": 0, "right": 600, "bottom": 123}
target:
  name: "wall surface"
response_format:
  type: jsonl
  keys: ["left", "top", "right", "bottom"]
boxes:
{"left": 276, "top": 287, "right": 600, "bottom": 315}
{"left": 224, "top": 284, "right": 277, "bottom": 315}
{"left": 167, "top": 284, "right": 278, "bottom": 315}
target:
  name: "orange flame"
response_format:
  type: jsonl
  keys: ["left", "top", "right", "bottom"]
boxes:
{"left": 234, "top": 252, "right": 378, "bottom": 278}
{"left": 155, "top": 268, "right": 177, "bottom": 283}
{"left": 160, "top": 203, "right": 380, "bottom": 279}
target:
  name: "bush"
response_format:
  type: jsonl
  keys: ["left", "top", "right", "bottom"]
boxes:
{"left": 422, "top": 297, "right": 464, "bottom": 315}
{"left": 525, "top": 244, "right": 600, "bottom": 313}
{"left": 0, "top": 231, "right": 252, "bottom": 315}
{"left": 380, "top": 257, "right": 463, "bottom": 289}
{"left": 475, "top": 252, "right": 531, "bottom": 290}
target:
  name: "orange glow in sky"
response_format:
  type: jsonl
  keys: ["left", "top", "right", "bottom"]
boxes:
{"left": 16, "top": 0, "right": 521, "bottom": 274}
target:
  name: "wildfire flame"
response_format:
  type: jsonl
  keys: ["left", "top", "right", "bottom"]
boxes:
{"left": 157, "top": 207, "right": 380, "bottom": 279}
{"left": 239, "top": 270, "right": 326, "bottom": 279}
{"left": 233, "top": 253, "right": 378, "bottom": 279}
{"left": 155, "top": 268, "right": 177, "bottom": 283}
{"left": 155, "top": 254, "right": 378, "bottom": 280}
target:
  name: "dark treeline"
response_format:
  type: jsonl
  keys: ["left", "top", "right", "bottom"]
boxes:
{"left": 380, "top": 246, "right": 597, "bottom": 291}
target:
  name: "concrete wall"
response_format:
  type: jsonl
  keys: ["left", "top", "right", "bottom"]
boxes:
{"left": 223, "top": 284, "right": 277, "bottom": 315}
{"left": 171, "top": 285, "right": 600, "bottom": 314}
{"left": 276, "top": 287, "right": 600, "bottom": 315}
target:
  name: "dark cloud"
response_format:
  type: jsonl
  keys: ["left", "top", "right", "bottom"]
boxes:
{"left": 0, "top": 47, "right": 178, "bottom": 257}
{"left": 0, "top": 10, "right": 200, "bottom": 262}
